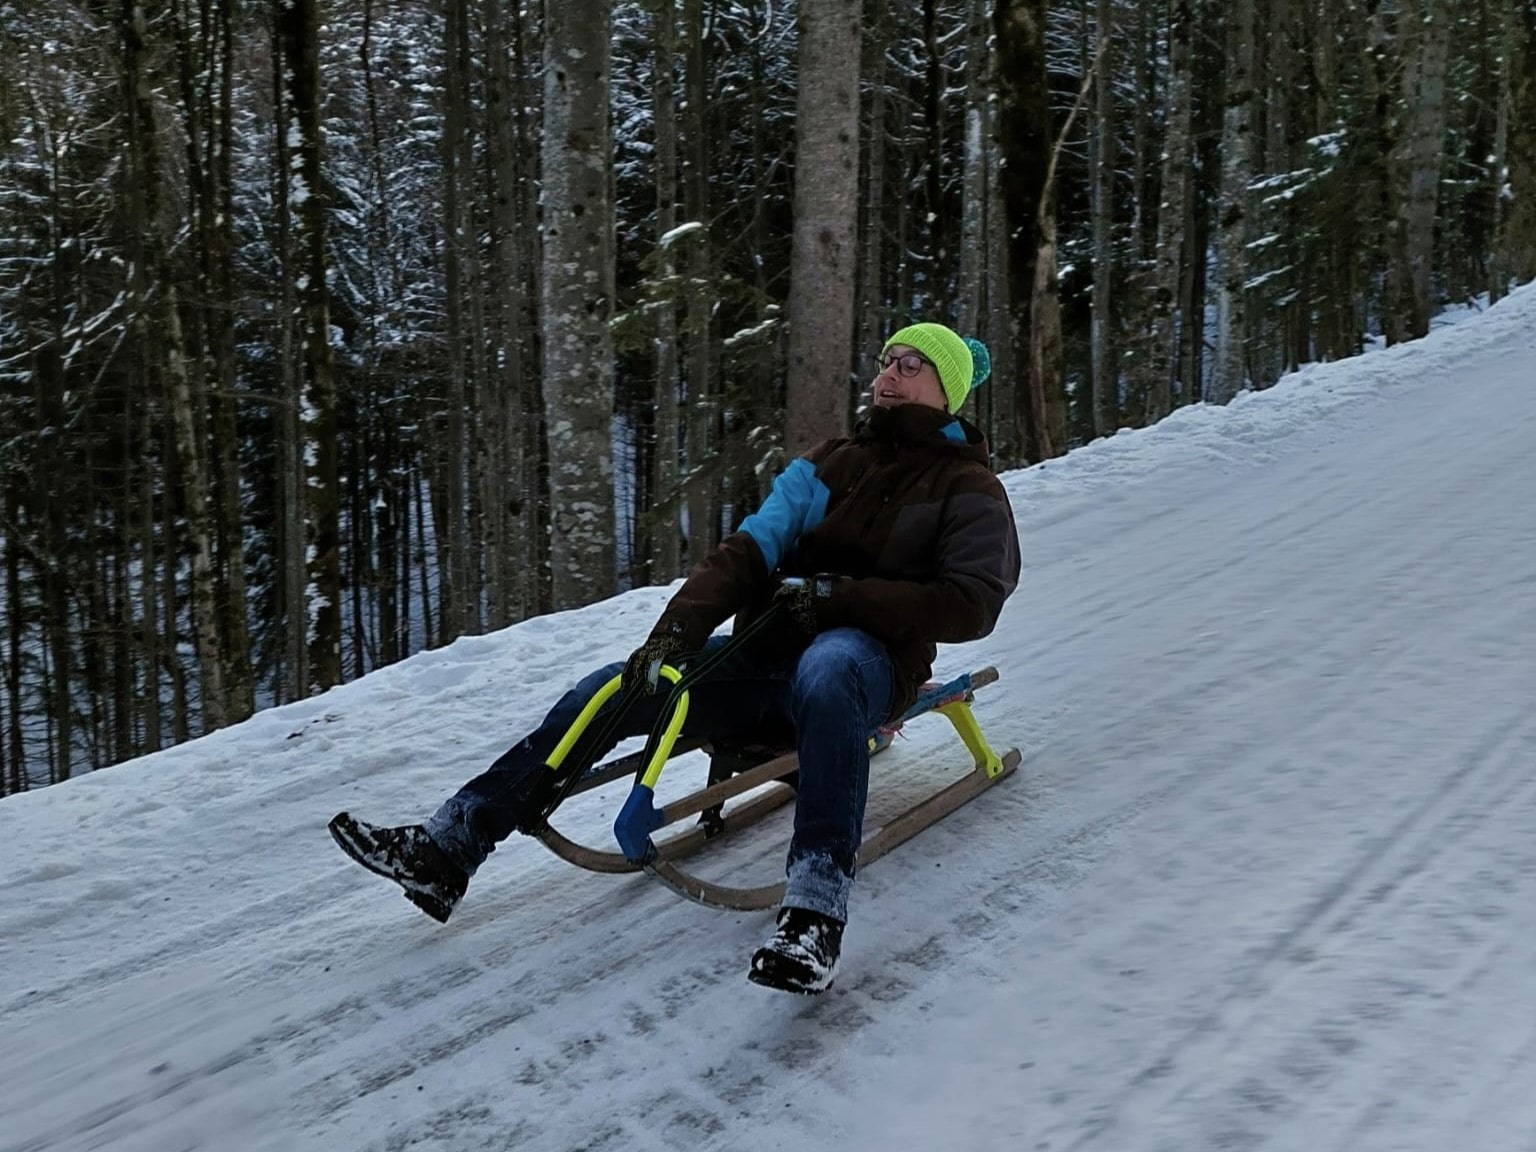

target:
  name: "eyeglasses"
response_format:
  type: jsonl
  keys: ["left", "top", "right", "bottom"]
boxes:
{"left": 877, "top": 351, "right": 934, "bottom": 378}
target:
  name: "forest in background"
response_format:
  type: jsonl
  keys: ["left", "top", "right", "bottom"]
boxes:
{"left": 2, "top": 0, "right": 1533, "bottom": 791}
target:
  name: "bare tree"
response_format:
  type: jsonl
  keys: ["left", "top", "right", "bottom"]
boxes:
{"left": 1148, "top": 0, "right": 1195, "bottom": 421}
{"left": 1510, "top": 0, "right": 1536, "bottom": 281}
{"left": 278, "top": 0, "right": 342, "bottom": 689}
{"left": 4, "top": 483, "right": 24, "bottom": 791}
{"left": 784, "top": 0, "right": 862, "bottom": 454}
{"left": 651, "top": 0, "right": 682, "bottom": 584}
{"left": 1491, "top": 0, "right": 1516, "bottom": 302}
{"left": 124, "top": 0, "right": 227, "bottom": 733}
{"left": 1090, "top": 0, "right": 1117, "bottom": 436}
{"left": 680, "top": 0, "right": 715, "bottom": 568}
{"left": 1494, "top": 0, "right": 1536, "bottom": 290}
{"left": 1392, "top": 0, "right": 1451, "bottom": 339}
{"left": 958, "top": 0, "right": 991, "bottom": 343}
{"left": 439, "top": 0, "right": 471, "bottom": 640}
{"left": 483, "top": 0, "right": 530, "bottom": 626}
{"left": 994, "top": 0, "right": 1055, "bottom": 461}
{"left": 540, "top": 0, "right": 616, "bottom": 608}
{"left": 857, "top": 0, "right": 891, "bottom": 376}
{"left": 1211, "top": 0, "right": 1258, "bottom": 403}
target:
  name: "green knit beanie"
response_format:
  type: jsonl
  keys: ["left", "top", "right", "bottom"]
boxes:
{"left": 882, "top": 323, "right": 993, "bottom": 413}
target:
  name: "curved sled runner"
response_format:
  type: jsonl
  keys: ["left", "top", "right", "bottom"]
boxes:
{"left": 529, "top": 666, "right": 1020, "bottom": 910}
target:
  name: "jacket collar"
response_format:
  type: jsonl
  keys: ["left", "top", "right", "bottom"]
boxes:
{"left": 855, "top": 403, "right": 990, "bottom": 461}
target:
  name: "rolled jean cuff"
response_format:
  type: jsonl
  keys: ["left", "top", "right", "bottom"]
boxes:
{"left": 782, "top": 852, "right": 851, "bottom": 923}
{"left": 424, "top": 799, "right": 484, "bottom": 877}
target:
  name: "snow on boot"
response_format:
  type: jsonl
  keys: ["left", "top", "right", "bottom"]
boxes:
{"left": 328, "top": 812, "right": 468, "bottom": 924}
{"left": 748, "top": 907, "right": 843, "bottom": 995}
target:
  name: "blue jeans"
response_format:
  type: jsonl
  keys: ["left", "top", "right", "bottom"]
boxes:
{"left": 425, "top": 628, "right": 894, "bottom": 922}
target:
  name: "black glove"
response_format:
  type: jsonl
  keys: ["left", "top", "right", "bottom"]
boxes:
{"left": 773, "top": 575, "right": 843, "bottom": 635}
{"left": 622, "top": 624, "right": 689, "bottom": 695}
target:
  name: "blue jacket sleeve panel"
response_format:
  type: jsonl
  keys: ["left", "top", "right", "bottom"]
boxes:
{"left": 736, "top": 457, "right": 830, "bottom": 573}
{"left": 650, "top": 452, "right": 831, "bottom": 649}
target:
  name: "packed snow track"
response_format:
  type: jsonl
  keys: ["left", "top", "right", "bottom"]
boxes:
{"left": 2, "top": 288, "right": 1534, "bottom": 1151}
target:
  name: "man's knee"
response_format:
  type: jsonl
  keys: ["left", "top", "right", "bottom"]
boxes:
{"left": 792, "top": 629, "right": 883, "bottom": 711}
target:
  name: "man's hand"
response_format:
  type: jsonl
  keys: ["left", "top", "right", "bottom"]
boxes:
{"left": 622, "top": 627, "right": 689, "bottom": 694}
{"left": 773, "top": 575, "right": 843, "bottom": 635}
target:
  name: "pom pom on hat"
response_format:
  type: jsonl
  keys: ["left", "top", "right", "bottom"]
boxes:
{"left": 883, "top": 322, "right": 992, "bottom": 413}
{"left": 963, "top": 337, "right": 991, "bottom": 389}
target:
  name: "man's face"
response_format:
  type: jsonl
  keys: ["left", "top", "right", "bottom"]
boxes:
{"left": 871, "top": 345, "right": 948, "bottom": 411}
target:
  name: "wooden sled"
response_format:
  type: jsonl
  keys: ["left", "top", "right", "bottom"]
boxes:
{"left": 530, "top": 666, "right": 1020, "bottom": 910}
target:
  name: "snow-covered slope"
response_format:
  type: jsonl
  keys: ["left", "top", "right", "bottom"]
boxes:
{"left": 4, "top": 289, "right": 1534, "bottom": 1152}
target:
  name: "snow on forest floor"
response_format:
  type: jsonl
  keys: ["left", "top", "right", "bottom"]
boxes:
{"left": 2, "top": 287, "right": 1534, "bottom": 1152}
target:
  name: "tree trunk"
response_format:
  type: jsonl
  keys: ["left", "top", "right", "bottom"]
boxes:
{"left": 510, "top": 0, "right": 547, "bottom": 616}
{"left": 211, "top": 0, "right": 252, "bottom": 724}
{"left": 1148, "top": 0, "right": 1194, "bottom": 421}
{"left": 1490, "top": 0, "right": 1515, "bottom": 301}
{"left": 1090, "top": 0, "right": 1117, "bottom": 436}
{"left": 1499, "top": 0, "right": 1536, "bottom": 284}
{"left": 5, "top": 484, "right": 25, "bottom": 791}
{"left": 858, "top": 0, "right": 890, "bottom": 380}
{"left": 1266, "top": 0, "right": 1300, "bottom": 376}
{"left": 138, "top": 375, "right": 161, "bottom": 752}
{"left": 440, "top": 0, "right": 470, "bottom": 641}
{"left": 958, "top": 0, "right": 990, "bottom": 349}
{"left": 1395, "top": 0, "right": 1451, "bottom": 339}
{"left": 271, "top": 8, "right": 306, "bottom": 700}
{"left": 125, "top": 0, "right": 227, "bottom": 732}
{"left": 279, "top": 0, "right": 342, "bottom": 690}
{"left": 415, "top": 460, "right": 435, "bottom": 647}
{"left": 110, "top": 422, "right": 133, "bottom": 763}
{"left": 993, "top": 0, "right": 1052, "bottom": 461}
{"left": 1510, "top": 0, "right": 1536, "bottom": 282}
{"left": 484, "top": 0, "right": 531, "bottom": 622}
{"left": 785, "top": 0, "right": 862, "bottom": 453}
{"left": 360, "top": 0, "right": 402, "bottom": 661}
{"left": 347, "top": 430, "right": 370, "bottom": 678}
{"left": 922, "top": 0, "right": 951, "bottom": 320}
{"left": 177, "top": 0, "right": 251, "bottom": 724}
{"left": 162, "top": 453, "right": 189, "bottom": 745}
{"left": 1359, "top": 0, "right": 1408, "bottom": 346}
{"left": 163, "top": 280, "right": 229, "bottom": 733}
{"left": 652, "top": 0, "right": 682, "bottom": 584}
{"left": 1185, "top": 14, "right": 1223, "bottom": 402}
{"left": 682, "top": 0, "right": 715, "bottom": 565}
{"left": 540, "top": 0, "right": 617, "bottom": 608}
{"left": 1132, "top": 0, "right": 1156, "bottom": 259}
{"left": 1211, "top": 0, "right": 1257, "bottom": 403}
{"left": 461, "top": 10, "right": 490, "bottom": 640}
{"left": 1030, "top": 220, "right": 1065, "bottom": 460}
{"left": 984, "top": 120, "right": 1018, "bottom": 463}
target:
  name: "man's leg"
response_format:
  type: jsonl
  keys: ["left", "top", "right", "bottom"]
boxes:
{"left": 780, "top": 627, "right": 894, "bottom": 919}
{"left": 426, "top": 635, "right": 797, "bottom": 876}
{"left": 424, "top": 657, "right": 635, "bottom": 876}
{"left": 749, "top": 627, "right": 892, "bottom": 992}
{"left": 331, "top": 635, "right": 797, "bottom": 922}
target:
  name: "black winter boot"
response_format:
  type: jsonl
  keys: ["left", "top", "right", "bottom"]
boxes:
{"left": 748, "top": 907, "right": 844, "bottom": 994}
{"left": 329, "top": 812, "right": 469, "bottom": 923}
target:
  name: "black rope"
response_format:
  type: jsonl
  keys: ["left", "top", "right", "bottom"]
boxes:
{"left": 632, "top": 599, "right": 791, "bottom": 782}
{"left": 532, "top": 598, "right": 793, "bottom": 825}
{"left": 533, "top": 681, "right": 644, "bottom": 824}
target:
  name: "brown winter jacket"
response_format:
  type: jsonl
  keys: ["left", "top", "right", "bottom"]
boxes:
{"left": 652, "top": 402, "right": 1021, "bottom": 719}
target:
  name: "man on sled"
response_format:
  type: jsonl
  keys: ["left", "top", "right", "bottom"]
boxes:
{"left": 330, "top": 321, "right": 1021, "bottom": 994}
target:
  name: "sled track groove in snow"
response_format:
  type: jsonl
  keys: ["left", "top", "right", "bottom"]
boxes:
{"left": 1057, "top": 710, "right": 1536, "bottom": 1151}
